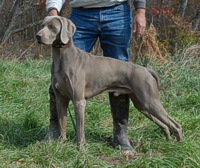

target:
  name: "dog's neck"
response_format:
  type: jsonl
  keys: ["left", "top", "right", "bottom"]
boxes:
{"left": 52, "top": 39, "right": 77, "bottom": 67}
{"left": 51, "top": 39, "right": 77, "bottom": 73}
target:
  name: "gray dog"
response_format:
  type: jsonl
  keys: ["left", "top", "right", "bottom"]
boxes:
{"left": 36, "top": 16, "right": 182, "bottom": 147}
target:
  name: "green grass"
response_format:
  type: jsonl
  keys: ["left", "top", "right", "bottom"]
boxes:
{"left": 0, "top": 53, "right": 199, "bottom": 167}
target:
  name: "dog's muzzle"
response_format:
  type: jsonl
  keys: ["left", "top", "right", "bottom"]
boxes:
{"left": 36, "top": 34, "right": 43, "bottom": 44}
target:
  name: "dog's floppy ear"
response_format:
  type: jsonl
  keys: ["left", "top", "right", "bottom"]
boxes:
{"left": 59, "top": 17, "right": 76, "bottom": 44}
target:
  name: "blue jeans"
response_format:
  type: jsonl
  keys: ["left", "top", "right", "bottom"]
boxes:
{"left": 70, "top": 1, "right": 132, "bottom": 61}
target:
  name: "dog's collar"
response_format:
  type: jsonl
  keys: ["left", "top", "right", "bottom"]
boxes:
{"left": 52, "top": 41, "right": 67, "bottom": 48}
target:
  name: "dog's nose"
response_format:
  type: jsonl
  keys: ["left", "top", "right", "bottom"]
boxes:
{"left": 36, "top": 34, "right": 41, "bottom": 40}
{"left": 36, "top": 34, "right": 43, "bottom": 44}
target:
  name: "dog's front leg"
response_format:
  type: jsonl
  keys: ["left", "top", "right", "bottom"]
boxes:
{"left": 74, "top": 99, "right": 86, "bottom": 147}
{"left": 56, "top": 93, "right": 69, "bottom": 140}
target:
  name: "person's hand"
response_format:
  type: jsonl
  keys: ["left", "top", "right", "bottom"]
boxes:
{"left": 48, "top": 9, "right": 58, "bottom": 16}
{"left": 133, "top": 9, "right": 146, "bottom": 39}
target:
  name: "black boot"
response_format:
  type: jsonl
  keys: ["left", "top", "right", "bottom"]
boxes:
{"left": 109, "top": 93, "right": 135, "bottom": 152}
{"left": 42, "top": 86, "right": 60, "bottom": 141}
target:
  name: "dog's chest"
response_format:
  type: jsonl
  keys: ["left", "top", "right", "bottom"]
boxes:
{"left": 52, "top": 73, "right": 72, "bottom": 98}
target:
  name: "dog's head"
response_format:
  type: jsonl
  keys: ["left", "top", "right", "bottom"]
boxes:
{"left": 36, "top": 16, "right": 76, "bottom": 46}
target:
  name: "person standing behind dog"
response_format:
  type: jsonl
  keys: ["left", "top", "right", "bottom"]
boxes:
{"left": 44, "top": 0, "right": 146, "bottom": 152}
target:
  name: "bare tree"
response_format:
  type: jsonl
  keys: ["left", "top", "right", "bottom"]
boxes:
{"left": 192, "top": 8, "right": 200, "bottom": 31}
{"left": 178, "top": 0, "right": 188, "bottom": 19}
{"left": 0, "top": 0, "right": 20, "bottom": 42}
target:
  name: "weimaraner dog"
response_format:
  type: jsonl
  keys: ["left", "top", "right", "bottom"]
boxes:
{"left": 36, "top": 16, "right": 182, "bottom": 147}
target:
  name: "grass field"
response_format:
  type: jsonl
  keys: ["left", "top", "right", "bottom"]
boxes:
{"left": 0, "top": 51, "right": 199, "bottom": 167}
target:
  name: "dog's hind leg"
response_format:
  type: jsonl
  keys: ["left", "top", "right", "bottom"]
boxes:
{"left": 130, "top": 94, "right": 171, "bottom": 139}
{"left": 168, "top": 115, "right": 182, "bottom": 141}
{"left": 142, "top": 98, "right": 182, "bottom": 142}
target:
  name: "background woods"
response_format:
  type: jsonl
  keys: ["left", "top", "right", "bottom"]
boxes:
{"left": 0, "top": 0, "right": 70, "bottom": 43}
{"left": 0, "top": 0, "right": 199, "bottom": 61}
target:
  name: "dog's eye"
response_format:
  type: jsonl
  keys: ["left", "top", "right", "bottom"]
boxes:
{"left": 48, "top": 24, "right": 55, "bottom": 30}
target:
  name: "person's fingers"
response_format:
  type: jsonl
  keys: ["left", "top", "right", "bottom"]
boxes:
{"left": 136, "top": 24, "right": 145, "bottom": 39}
{"left": 133, "top": 10, "right": 146, "bottom": 39}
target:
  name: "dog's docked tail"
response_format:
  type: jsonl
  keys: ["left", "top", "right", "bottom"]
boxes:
{"left": 147, "top": 68, "right": 161, "bottom": 90}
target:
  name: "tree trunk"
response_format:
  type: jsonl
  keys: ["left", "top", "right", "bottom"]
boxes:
{"left": 178, "top": 0, "right": 188, "bottom": 19}
{"left": 192, "top": 8, "right": 200, "bottom": 31}
{"left": 0, "top": 0, "right": 20, "bottom": 42}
